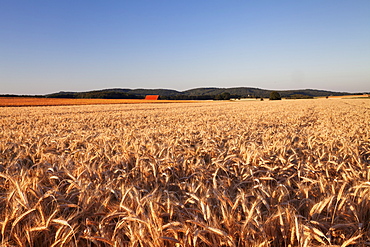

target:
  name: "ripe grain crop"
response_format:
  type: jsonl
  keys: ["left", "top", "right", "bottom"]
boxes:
{"left": 0, "top": 99, "right": 369, "bottom": 246}
{"left": 0, "top": 97, "right": 199, "bottom": 107}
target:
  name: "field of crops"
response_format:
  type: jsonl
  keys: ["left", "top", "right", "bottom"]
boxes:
{"left": 0, "top": 97, "right": 199, "bottom": 107}
{"left": 1, "top": 99, "right": 369, "bottom": 246}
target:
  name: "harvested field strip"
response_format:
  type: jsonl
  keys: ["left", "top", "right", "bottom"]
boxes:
{"left": 0, "top": 99, "right": 369, "bottom": 246}
{"left": 327, "top": 94, "right": 369, "bottom": 99}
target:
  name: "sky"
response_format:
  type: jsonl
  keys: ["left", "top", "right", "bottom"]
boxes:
{"left": 1, "top": 1, "right": 369, "bottom": 95}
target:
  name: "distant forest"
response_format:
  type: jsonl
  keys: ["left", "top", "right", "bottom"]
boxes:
{"left": 1, "top": 87, "right": 366, "bottom": 100}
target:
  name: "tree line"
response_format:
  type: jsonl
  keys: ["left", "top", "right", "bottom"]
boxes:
{"left": 0, "top": 90, "right": 316, "bottom": 100}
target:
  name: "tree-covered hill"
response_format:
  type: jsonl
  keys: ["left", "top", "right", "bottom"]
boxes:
{"left": 2, "top": 87, "right": 365, "bottom": 100}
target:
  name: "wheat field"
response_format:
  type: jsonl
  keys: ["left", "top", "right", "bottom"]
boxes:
{"left": 0, "top": 99, "right": 369, "bottom": 246}
{"left": 0, "top": 97, "right": 198, "bottom": 107}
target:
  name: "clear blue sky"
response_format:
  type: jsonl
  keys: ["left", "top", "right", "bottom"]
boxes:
{"left": 1, "top": 1, "right": 369, "bottom": 94}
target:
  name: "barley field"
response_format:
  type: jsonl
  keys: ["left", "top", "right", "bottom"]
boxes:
{"left": 0, "top": 99, "right": 369, "bottom": 246}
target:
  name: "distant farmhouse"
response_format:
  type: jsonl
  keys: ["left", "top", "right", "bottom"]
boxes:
{"left": 145, "top": 95, "right": 159, "bottom": 100}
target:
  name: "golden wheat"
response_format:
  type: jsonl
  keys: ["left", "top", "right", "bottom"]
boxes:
{"left": 0, "top": 97, "right": 200, "bottom": 107}
{"left": 0, "top": 98, "right": 369, "bottom": 246}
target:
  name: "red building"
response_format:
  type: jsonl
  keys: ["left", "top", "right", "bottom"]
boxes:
{"left": 145, "top": 95, "right": 159, "bottom": 100}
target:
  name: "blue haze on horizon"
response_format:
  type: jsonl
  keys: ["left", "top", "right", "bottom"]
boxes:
{"left": 1, "top": 1, "right": 369, "bottom": 95}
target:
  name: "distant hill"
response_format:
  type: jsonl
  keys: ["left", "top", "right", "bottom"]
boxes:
{"left": 1, "top": 87, "right": 366, "bottom": 100}
{"left": 183, "top": 87, "right": 361, "bottom": 98}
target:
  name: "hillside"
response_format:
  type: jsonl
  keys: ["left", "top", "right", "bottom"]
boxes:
{"left": 1, "top": 87, "right": 365, "bottom": 100}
